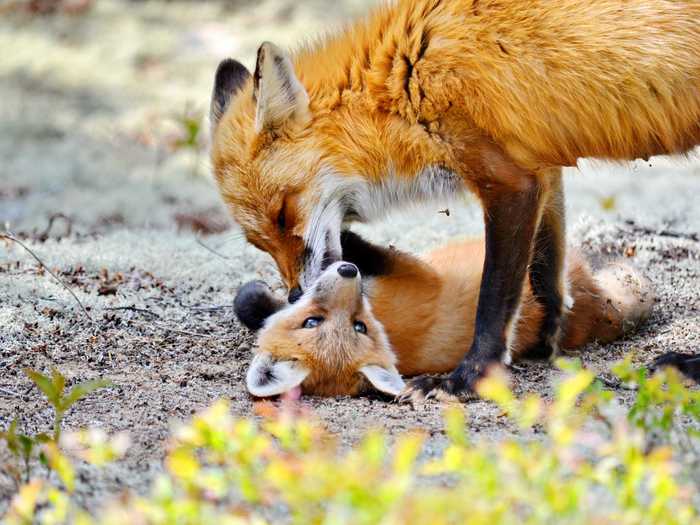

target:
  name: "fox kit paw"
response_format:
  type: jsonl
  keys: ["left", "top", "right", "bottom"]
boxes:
{"left": 396, "top": 377, "right": 467, "bottom": 404}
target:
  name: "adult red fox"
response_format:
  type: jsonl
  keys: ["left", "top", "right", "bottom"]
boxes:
{"left": 211, "top": 0, "right": 700, "bottom": 399}
{"left": 234, "top": 232, "right": 652, "bottom": 398}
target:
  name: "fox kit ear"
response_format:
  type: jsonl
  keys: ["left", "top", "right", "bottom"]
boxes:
{"left": 211, "top": 58, "right": 251, "bottom": 129}
{"left": 359, "top": 365, "right": 406, "bottom": 396}
{"left": 234, "top": 280, "right": 286, "bottom": 331}
{"left": 253, "top": 41, "right": 310, "bottom": 134}
{"left": 246, "top": 352, "right": 310, "bottom": 397}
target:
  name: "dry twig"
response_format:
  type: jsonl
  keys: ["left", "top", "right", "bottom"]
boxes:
{"left": 0, "top": 386, "right": 21, "bottom": 398}
{"left": 195, "top": 236, "right": 231, "bottom": 261}
{"left": 187, "top": 304, "right": 233, "bottom": 312}
{"left": 104, "top": 305, "right": 161, "bottom": 318}
{"left": 35, "top": 213, "right": 73, "bottom": 242}
{"left": 1, "top": 232, "right": 94, "bottom": 323}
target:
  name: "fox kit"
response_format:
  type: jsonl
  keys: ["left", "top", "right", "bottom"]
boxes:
{"left": 234, "top": 233, "right": 652, "bottom": 398}
{"left": 211, "top": 0, "right": 700, "bottom": 399}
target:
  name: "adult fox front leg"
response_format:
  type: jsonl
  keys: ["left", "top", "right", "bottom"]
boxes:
{"left": 209, "top": 0, "right": 700, "bottom": 400}
{"left": 529, "top": 169, "right": 568, "bottom": 359}
{"left": 409, "top": 164, "right": 545, "bottom": 399}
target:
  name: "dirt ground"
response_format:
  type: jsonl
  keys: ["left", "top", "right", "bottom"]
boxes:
{"left": 1, "top": 0, "right": 699, "bottom": 513}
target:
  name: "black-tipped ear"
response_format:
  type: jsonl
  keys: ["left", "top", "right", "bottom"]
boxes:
{"left": 234, "top": 280, "right": 285, "bottom": 331}
{"left": 253, "top": 41, "right": 310, "bottom": 133}
{"left": 210, "top": 58, "right": 251, "bottom": 128}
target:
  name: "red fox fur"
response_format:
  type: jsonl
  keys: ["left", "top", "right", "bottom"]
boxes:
{"left": 236, "top": 234, "right": 652, "bottom": 397}
{"left": 212, "top": 0, "right": 698, "bottom": 398}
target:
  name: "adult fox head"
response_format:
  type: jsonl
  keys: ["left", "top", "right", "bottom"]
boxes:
{"left": 211, "top": 43, "right": 375, "bottom": 297}
{"left": 234, "top": 262, "right": 405, "bottom": 397}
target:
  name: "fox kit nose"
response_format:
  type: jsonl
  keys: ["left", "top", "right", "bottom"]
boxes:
{"left": 337, "top": 263, "right": 358, "bottom": 278}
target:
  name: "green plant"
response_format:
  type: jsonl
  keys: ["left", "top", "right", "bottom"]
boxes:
{"left": 171, "top": 106, "right": 203, "bottom": 152}
{"left": 0, "top": 419, "right": 50, "bottom": 485}
{"left": 22, "top": 368, "right": 111, "bottom": 442}
{"left": 3, "top": 359, "right": 699, "bottom": 525}
{"left": 613, "top": 358, "right": 700, "bottom": 435}
{"left": 169, "top": 103, "right": 205, "bottom": 177}
{"left": 0, "top": 369, "right": 110, "bottom": 487}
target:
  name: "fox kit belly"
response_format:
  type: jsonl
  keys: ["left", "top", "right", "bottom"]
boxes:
{"left": 370, "top": 239, "right": 652, "bottom": 377}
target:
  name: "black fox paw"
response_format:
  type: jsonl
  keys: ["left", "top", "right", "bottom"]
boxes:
{"left": 396, "top": 375, "right": 479, "bottom": 404}
{"left": 649, "top": 352, "right": 700, "bottom": 384}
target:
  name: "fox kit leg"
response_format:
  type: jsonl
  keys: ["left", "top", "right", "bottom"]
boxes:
{"left": 404, "top": 159, "right": 544, "bottom": 400}
{"left": 528, "top": 168, "right": 569, "bottom": 359}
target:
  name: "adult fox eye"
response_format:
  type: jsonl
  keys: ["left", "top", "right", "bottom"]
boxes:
{"left": 277, "top": 202, "right": 286, "bottom": 232}
{"left": 353, "top": 320, "right": 367, "bottom": 334}
{"left": 302, "top": 316, "right": 324, "bottom": 329}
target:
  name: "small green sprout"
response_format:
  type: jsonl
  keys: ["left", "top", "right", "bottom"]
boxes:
{"left": 23, "top": 368, "right": 111, "bottom": 442}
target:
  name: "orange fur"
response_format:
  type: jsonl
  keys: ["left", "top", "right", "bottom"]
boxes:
{"left": 371, "top": 241, "right": 652, "bottom": 375}
{"left": 212, "top": 0, "right": 700, "bottom": 291}
{"left": 253, "top": 239, "right": 652, "bottom": 396}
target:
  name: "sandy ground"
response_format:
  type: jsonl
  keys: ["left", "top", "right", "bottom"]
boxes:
{"left": 1, "top": 0, "right": 699, "bottom": 513}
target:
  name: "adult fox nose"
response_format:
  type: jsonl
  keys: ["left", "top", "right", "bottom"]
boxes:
{"left": 337, "top": 263, "right": 358, "bottom": 278}
{"left": 288, "top": 286, "right": 303, "bottom": 304}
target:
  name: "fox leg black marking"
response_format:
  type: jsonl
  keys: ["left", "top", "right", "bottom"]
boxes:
{"left": 290, "top": 231, "right": 394, "bottom": 304}
{"left": 339, "top": 230, "right": 395, "bottom": 277}
{"left": 528, "top": 169, "right": 568, "bottom": 359}
{"left": 650, "top": 352, "right": 700, "bottom": 384}
{"left": 404, "top": 177, "right": 543, "bottom": 400}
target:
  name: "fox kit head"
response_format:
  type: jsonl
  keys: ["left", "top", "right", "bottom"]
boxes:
{"left": 210, "top": 43, "right": 378, "bottom": 299}
{"left": 234, "top": 262, "right": 405, "bottom": 397}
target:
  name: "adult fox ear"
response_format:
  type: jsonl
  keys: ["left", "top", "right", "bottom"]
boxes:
{"left": 253, "top": 41, "right": 310, "bottom": 134}
{"left": 359, "top": 365, "right": 406, "bottom": 396}
{"left": 246, "top": 352, "right": 310, "bottom": 397}
{"left": 234, "top": 281, "right": 285, "bottom": 331}
{"left": 210, "top": 58, "right": 251, "bottom": 129}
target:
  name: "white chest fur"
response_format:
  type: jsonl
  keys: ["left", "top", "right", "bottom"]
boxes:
{"left": 339, "top": 165, "right": 465, "bottom": 223}
{"left": 302, "top": 165, "right": 464, "bottom": 287}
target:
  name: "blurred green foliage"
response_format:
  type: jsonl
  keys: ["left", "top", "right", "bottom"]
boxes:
{"left": 1, "top": 369, "right": 110, "bottom": 488}
{"left": 2, "top": 360, "right": 699, "bottom": 525}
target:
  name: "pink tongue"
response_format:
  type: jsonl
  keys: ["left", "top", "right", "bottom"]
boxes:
{"left": 281, "top": 385, "right": 302, "bottom": 402}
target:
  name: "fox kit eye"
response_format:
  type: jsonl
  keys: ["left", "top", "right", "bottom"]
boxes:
{"left": 302, "top": 316, "right": 324, "bottom": 329}
{"left": 353, "top": 320, "right": 367, "bottom": 334}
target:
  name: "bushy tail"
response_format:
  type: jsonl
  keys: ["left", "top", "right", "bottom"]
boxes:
{"left": 562, "top": 255, "right": 653, "bottom": 349}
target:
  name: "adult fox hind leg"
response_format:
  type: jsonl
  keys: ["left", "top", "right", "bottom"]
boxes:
{"left": 403, "top": 161, "right": 545, "bottom": 401}
{"left": 528, "top": 169, "right": 569, "bottom": 359}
